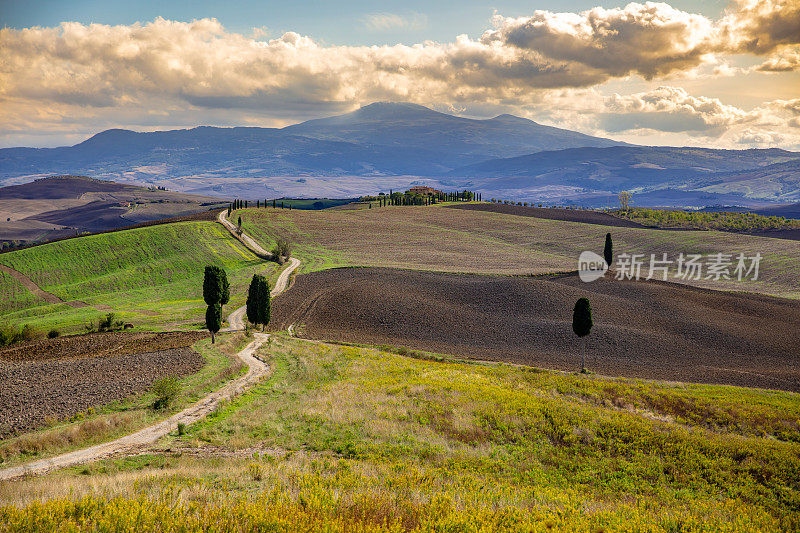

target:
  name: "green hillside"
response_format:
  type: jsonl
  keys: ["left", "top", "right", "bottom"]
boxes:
{"left": 0, "top": 221, "right": 277, "bottom": 332}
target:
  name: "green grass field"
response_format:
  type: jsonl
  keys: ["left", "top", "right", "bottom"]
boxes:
{"left": 3, "top": 335, "right": 798, "bottom": 530}
{"left": 0, "top": 221, "right": 279, "bottom": 333}
{"left": 238, "top": 204, "right": 800, "bottom": 298}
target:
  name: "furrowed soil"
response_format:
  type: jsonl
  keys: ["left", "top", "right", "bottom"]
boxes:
{"left": 0, "top": 332, "right": 205, "bottom": 436}
{"left": 272, "top": 267, "right": 800, "bottom": 392}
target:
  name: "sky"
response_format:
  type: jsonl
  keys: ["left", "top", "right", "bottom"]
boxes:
{"left": 0, "top": 0, "right": 798, "bottom": 149}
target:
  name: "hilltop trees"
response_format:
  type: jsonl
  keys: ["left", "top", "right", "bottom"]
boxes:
{"left": 203, "top": 266, "right": 230, "bottom": 343}
{"left": 604, "top": 233, "right": 613, "bottom": 267}
{"left": 572, "top": 298, "right": 593, "bottom": 373}
{"left": 246, "top": 274, "right": 271, "bottom": 331}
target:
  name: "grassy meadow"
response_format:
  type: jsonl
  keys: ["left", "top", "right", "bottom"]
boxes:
{"left": 2, "top": 335, "right": 798, "bottom": 530}
{"left": 238, "top": 204, "right": 800, "bottom": 298}
{"left": 0, "top": 221, "right": 279, "bottom": 333}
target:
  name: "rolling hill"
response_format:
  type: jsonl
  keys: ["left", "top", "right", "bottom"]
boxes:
{"left": 0, "top": 176, "right": 226, "bottom": 246}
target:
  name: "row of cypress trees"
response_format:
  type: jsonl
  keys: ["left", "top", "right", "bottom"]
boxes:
{"left": 228, "top": 199, "right": 292, "bottom": 217}
{"left": 203, "top": 266, "right": 271, "bottom": 342}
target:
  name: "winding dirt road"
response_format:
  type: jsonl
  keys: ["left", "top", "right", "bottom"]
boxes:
{"left": 0, "top": 209, "right": 300, "bottom": 481}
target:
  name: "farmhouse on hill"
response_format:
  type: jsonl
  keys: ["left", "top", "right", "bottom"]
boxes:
{"left": 408, "top": 186, "right": 443, "bottom": 196}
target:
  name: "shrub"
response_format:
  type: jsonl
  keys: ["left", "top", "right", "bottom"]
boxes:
{"left": 151, "top": 377, "right": 181, "bottom": 410}
{"left": 47, "top": 329, "right": 61, "bottom": 339}
{"left": 271, "top": 238, "right": 291, "bottom": 264}
{"left": 0, "top": 323, "right": 39, "bottom": 346}
{"left": 177, "top": 423, "right": 186, "bottom": 436}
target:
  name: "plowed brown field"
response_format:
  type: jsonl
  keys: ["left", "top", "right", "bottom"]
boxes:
{"left": 272, "top": 267, "right": 800, "bottom": 392}
{"left": 0, "top": 332, "right": 205, "bottom": 436}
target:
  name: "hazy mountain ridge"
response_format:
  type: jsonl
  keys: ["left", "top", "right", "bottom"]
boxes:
{"left": 1, "top": 103, "right": 798, "bottom": 207}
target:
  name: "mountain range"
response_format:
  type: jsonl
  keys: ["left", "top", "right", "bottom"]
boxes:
{"left": 2, "top": 102, "right": 798, "bottom": 207}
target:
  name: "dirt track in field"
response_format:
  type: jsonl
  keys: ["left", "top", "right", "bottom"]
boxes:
{"left": 272, "top": 267, "right": 800, "bottom": 392}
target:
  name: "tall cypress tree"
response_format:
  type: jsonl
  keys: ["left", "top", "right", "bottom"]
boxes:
{"left": 257, "top": 276, "right": 271, "bottom": 331}
{"left": 245, "top": 274, "right": 271, "bottom": 331}
{"left": 203, "top": 266, "right": 229, "bottom": 343}
{"left": 572, "top": 298, "right": 593, "bottom": 372}
{"left": 603, "top": 233, "right": 613, "bottom": 267}
{"left": 246, "top": 274, "right": 260, "bottom": 325}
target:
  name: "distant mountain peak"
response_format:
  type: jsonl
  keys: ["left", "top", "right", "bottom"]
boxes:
{"left": 490, "top": 113, "right": 537, "bottom": 124}
{"left": 352, "top": 101, "right": 446, "bottom": 120}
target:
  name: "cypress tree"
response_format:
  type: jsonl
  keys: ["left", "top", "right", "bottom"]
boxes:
{"left": 257, "top": 200, "right": 260, "bottom": 208}
{"left": 273, "top": 199, "right": 276, "bottom": 208}
{"left": 257, "top": 276, "right": 271, "bottom": 331}
{"left": 246, "top": 274, "right": 260, "bottom": 326}
{"left": 238, "top": 216, "right": 242, "bottom": 230}
{"left": 245, "top": 200, "right": 248, "bottom": 208}
{"left": 203, "top": 265, "right": 230, "bottom": 307}
{"left": 205, "top": 304, "right": 222, "bottom": 344}
{"left": 227, "top": 204, "right": 232, "bottom": 217}
{"left": 203, "top": 266, "right": 229, "bottom": 343}
{"left": 603, "top": 233, "right": 613, "bottom": 267}
{"left": 572, "top": 298, "right": 593, "bottom": 372}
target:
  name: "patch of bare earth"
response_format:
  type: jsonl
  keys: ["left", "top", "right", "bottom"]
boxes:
{"left": 0, "top": 332, "right": 206, "bottom": 437}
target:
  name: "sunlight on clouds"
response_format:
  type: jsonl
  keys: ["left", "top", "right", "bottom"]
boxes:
{"left": 0, "top": 1, "right": 798, "bottom": 147}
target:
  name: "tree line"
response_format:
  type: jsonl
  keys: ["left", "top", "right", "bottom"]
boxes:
{"left": 228, "top": 199, "right": 294, "bottom": 217}
{"left": 360, "top": 189, "right": 481, "bottom": 207}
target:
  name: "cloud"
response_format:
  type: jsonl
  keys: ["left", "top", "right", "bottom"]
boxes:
{"left": 1, "top": 1, "right": 799, "bottom": 147}
{"left": 601, "top": 86, "right": 756, "bottom": 135}
{"left": 736, "top": 129, "right": 786, "bottom": 145}
{"left": 483, "top": 3, "right": 718, "bottom": 80}
{"left": 757, "top": 46, "right": 800, "bottom": 71}
{"left": 719, "top": 0, "right": 800, "bottom": 55}
{"left": 362, "top": 12, "right": 428, "bottom": 31}
{"left": 585, "top": 87, "right": 800, "bottom": 148}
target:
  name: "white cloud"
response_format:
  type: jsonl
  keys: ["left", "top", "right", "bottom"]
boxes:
{"left": 757, "top": 46, "right": 800, "bottom": 71}
{"left": 0, "top": 1, "right": 799, "bottom": 147}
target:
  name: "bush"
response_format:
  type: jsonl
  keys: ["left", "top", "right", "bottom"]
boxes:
{"left": 271, "top": 238, "right": 292, "bottom": 265}
{"left": 151, "top": 377, "right": 181, "bottom": 410}
{"left": 0, "top": 323, "right": 39, "bottom": 346}
{"left": 47, "top": 329, "right": 61, "bottom": 339}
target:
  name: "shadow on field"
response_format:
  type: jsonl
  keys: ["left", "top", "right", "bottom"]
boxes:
{"left": 272, "top": 267, "right": 800, "bottom": 392}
